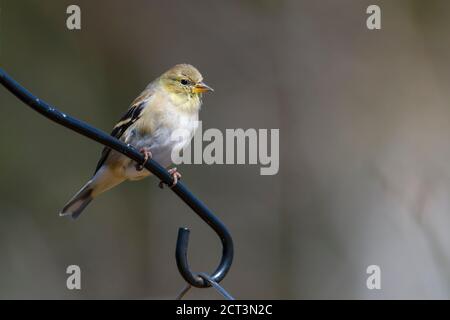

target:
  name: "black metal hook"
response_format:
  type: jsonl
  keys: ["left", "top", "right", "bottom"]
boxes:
{"left": 176, "top": 218, "right": 233, "bottom": 288}
{"left": 0, "top": 68, "right": 233, "bottom": 290}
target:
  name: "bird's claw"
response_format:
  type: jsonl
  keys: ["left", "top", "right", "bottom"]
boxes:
{"left": 159, "top": 167, "right": 182, "bottom": 189}
{"left": 136, "top": 147, "right": 152, "bottom": 171}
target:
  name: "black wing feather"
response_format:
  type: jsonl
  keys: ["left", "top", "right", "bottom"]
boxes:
{"left": 93, "top": 101, "right": 147, "bottom": 174}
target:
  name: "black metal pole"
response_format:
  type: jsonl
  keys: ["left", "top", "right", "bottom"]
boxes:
{"left": 0, "top": 68, "right": 233, "bottom": 288}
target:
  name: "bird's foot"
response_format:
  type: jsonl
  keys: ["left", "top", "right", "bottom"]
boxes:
{"left": 159, "top": 167, "right": 182, "bottom": 189}
{"left": 136, "top": 147, "right": 152, "bottom": 171}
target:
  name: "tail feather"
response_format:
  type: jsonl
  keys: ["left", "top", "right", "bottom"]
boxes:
{"left": 60, "top": 167, "right": 126, "bottom": 219}
{"left": 60, "top": 180, "right": 94, "bottom": 219}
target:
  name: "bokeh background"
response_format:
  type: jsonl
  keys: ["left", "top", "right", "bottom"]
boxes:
{"left": 1, "top": 0, "right": 450, "bottom": 299}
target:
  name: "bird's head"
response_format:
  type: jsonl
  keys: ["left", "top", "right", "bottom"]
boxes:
{"left": 159, "top": 64, "right": 214, "bottom": 100}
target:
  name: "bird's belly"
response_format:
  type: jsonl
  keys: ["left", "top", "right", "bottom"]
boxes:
{"left": 123, "top": 119, "right": 197, "bottom": 180}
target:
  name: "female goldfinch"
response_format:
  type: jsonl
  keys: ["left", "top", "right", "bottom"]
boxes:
{"left": 60, "top": 64, "right": 213, "bottom": 219}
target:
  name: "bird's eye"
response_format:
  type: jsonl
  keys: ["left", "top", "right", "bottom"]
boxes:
{"left": 180, "top": 79, "right": 189, "bottom": 85}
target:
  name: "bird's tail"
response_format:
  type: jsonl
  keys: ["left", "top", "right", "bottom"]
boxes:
{"left": 60, "top": 167, "right": 126, "bottom": 219}
{"left": 60, "top": 180, "right": 94, "bottom": 219}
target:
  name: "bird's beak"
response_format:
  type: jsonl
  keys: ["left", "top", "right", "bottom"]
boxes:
{"left": 192, "top": 82, "right": 214, "bottom": 94}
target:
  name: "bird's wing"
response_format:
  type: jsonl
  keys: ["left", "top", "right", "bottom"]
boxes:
{"left": 93, "top": 89, "right": 152, "bottom": 174}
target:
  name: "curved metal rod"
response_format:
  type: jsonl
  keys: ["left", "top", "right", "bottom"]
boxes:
{"left": 0, "top": 68, "right": 233, "bottom": 288}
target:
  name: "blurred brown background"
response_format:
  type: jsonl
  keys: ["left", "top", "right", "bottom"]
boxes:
{"left": 1, "top": 0, "right": 450, "bottom": 299}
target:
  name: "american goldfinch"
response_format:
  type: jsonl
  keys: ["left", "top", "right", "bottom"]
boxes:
{"left": 60, "top": 64, "right": 213, "bottom": 219}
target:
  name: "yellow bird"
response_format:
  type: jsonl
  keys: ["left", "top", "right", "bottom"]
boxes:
{"left": 60, "top": 64, "right": 213, "bottom": 219}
